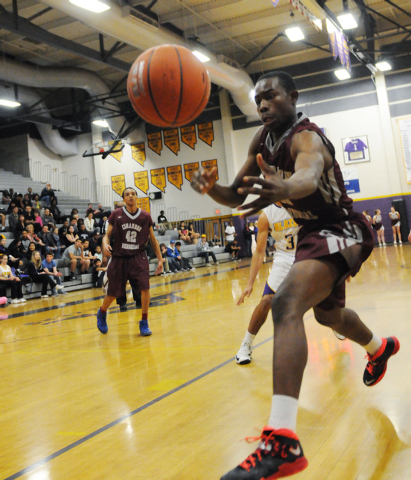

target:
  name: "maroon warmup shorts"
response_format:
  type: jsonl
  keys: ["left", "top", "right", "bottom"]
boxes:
{"left": 106, "top": 252, "right": 150, "bottom": 298}
{"left": 295, "top": 212, "right": 374, "bottom": 311}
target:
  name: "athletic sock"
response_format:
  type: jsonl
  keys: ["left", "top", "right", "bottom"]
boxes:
{"left": 364, "top": 333, "right": 383, "bottom": 356}
{"left": 244, "top": 331, "right": 256, "bottom": 345}
{"left": 268, "top": 394, "right": 298, "bottom": 433}
{"left": 142, "top": 313, "right": 148, "bottom": 321}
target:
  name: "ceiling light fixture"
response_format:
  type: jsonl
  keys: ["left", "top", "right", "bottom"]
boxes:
{"left": 376, "top": 61, "right": 392, "bottom": 71}
{"left": 0, "top": 99, "right": 21, "bottom": 108}
{"left": 69, "top": 0, "right": 110, "bottom": 13}
{"left": 192, "top": 51, "right": 210, "bottom": 63}
{"left": 337, "top": 13, "right": 358, "bottom": 29}
{"left": 285, "top": 27, "right": 305, "bottom": 42}
{"left": 335, "top": 69, "right": 351, "bottom": 80}
{"left": 92, "top": 119, "right": 109, "bottom": 128}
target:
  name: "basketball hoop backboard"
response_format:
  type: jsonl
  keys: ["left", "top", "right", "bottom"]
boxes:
{"left": 83, "top": 139, "right": 127, "bottom": 159}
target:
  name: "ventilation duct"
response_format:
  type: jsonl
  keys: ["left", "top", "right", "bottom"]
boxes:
{"left": 41, "top": 0, "right": 259, "bottom": 120}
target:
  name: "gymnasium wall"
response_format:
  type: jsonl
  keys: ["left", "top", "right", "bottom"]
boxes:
{"left": 0, "top": 134, "right": 30, "bottom": 177}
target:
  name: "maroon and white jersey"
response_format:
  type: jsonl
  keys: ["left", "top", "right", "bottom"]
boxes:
{"left": 108, "top": 207, "right": 153, "bottom": 256}
{"left": 259, "top": 114, "right": 355, "bottom": 228}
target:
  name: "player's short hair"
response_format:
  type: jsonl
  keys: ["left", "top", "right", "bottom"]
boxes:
{"left": 121, "top": 187, "right": 138, "bottom": 198}
{"left": 256, "top": 71, "right": 297, "bottom": 93}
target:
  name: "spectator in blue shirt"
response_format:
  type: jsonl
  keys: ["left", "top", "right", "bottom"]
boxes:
{"left": 42, "top": 252, "right": 66, "bottom": 296}
{"left": 166, "top": 239, "right": 183, "bottom": 272}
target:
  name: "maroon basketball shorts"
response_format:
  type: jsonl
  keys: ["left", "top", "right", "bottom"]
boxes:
{"left": 106, "top": 252, "right": 150, "bottom": 298}
{"left": 295, "top": 213, "right": 374, "bottom": 311}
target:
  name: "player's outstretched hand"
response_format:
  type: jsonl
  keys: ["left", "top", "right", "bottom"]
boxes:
{"left": 103, "top": 244, "right": 113, "bottom": 258}
{"left": 237, "top": 285, "right": 253, "bottom": 306}
{"left": 191, "top": 166, "right": 218, "bottom": 195}
{"left": 237, "top": 154, "right": 287, "bottom": 217}
{"left": 155, "top": 261, "right": 163, "bottom": 276}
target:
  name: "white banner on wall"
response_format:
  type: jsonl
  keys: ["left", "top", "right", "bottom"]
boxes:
{"left": 341, "top": 166, "right": 360, "bottom": 194}
{"left": 397, "top": 117, "right": 411, "bottom": 184}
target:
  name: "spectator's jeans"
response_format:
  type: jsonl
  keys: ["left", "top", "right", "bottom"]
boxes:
{"left": 198, "top": 251, "right": 217, "bottom": 263}
{"left": 167, "top": 256, "right": 182, "bottom": 272}
{"left": 244, "top": 239, "right": 252, "bottom": 257}
{"left": 40, "top": 195, "right": 50, "bottom": 207}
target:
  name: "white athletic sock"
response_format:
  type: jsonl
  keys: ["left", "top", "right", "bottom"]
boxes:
{"left": 267, "top": 395, "right": 298, "bottom": 433}
{"left": 364, "top": 333, "right": 383, "bottom": 356}
{"left": 244, "top": 331, "right": 256, "bottom": 345}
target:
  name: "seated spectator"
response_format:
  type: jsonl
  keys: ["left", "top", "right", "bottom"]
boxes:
{"left": 175, "top": 241, "right": 195, "bottom": 270}
{"left": 64, "top": 225, "right": 79, "bottom": 248}
{"left": 92, "top": 259, "right": 107, "bottom": 288}
{"left": 33, "top": 210, "right": 43, "bottom": 233}
{"left": 9, "top": 188, "right": 15, "bottom": 199}
{"left": 50, "top": 198, "right": 65, "bottom": 223}
{"left": 24, "top": 206, "right": 36, "bottom": 229}
{"left": 157, "top": 210, "right": 168, "bottom": 225}
{"left": 187, "top": 222, "right": 200, "bottom": 244}
{"left": 24, "top": 242, "right": 37, "bottom": 261}
{"left": 0, "top": 235, "right": 8, "bottom": 256}
{"left": 19, "top": 231, "right": 31, "bottom": 256}
{"left": 32, "top": 194, "right": 41, "bottom": 211}
{"left": 82, "top": 239, "right": 97, "bottom": 265}
{"left": 8, "top": 206, "right": 20, "bottom": 234}
{"left": 60, "top": 238, "right": 89, "bottom": 280}
{"left": 69, "top": 218, "right": 79, "bottom": 234}
{"left": 178, "top": 221, "right": 191, "bottom": 244}
{"left": 89, "top": 232, "right": 102, "bottom": 253}
{"left": 94, "top": 245, "right": 103, "bottom": 262}
{"left": 38, "top": 225, "right": 54, "bottom": 256}
{"left": 85, "top": 203, "right": 94, "bottom": 216}
{"left": 0, "top": 253, "right": 25, "bottom": 304}
{"left": 78, "top": 224, "right": 90, "bottom": 242}
{"left": 0, "top": 213, "right": 5, "bottom": 232}
{"left": 2, "top": 190, "right": 12, "bottom": 205}
{"left": 27, "top": 187, "right": 34, "bottom": 201}
{"left": 41, "top": 208, "right": 55, "bottom": 229}
{"left": 158, "top": 243, "right": 173, "bottom": 275}
{"left": 98, "top": 215, "right": 109, "bottom": 235}
{"left": 58, "top": 220, "right": 70, "bottom": 241}
{"left": 6, "top": 238, "right": 26, "bottom": 268}
{"left": 48, "top": 227, "right": 63, "bottom": 259}
{"left": 22, "top": 194, "right": 32, "bottom": 209}
{"left": 94, "top": 203, "right": 110, "bottom": 220}
{"left": 15, "top": 215, "right": 27, "bottom": 239}
{"left": 28, "top": 250, "right": 62, "bottom": 298}
{"left": 42, "top": 252, "right": 66, "bottom": 296}
{"left": 70, "top": 208, "right": 79, "bottom": 220}
{"left": 165, "top": 239, "right": 183, "bottom": 272}
{"left": 84, "top": 212, "right": 100, "bottom": 235}
{"left": 26, "top": 224, "right": 45, "bottom": 250}
{"left": 225, "top": 240, "right": 241, "bottom": 260}
{"left": 196, "top": 234, "right": 219, "bottom": 266}
{"left": 40, "top": 183, "right": 56, "bottom": 208}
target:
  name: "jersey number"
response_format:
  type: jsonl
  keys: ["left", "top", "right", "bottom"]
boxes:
{"left": 126, "top": 231, "right": 137, "bottom": 243}
{"left": 285, "top": 233, "right": 295, "bottom": 251}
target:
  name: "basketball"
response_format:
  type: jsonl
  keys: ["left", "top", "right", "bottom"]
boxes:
{"left": 127, "top": 44, "right": 211, "bottom": 128}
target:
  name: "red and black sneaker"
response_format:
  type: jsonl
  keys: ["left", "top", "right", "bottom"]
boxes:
{"left": 220, "top": 427, "right": 308, "bottom": 480}
{"left": 363, "top": 336, "right": 400, "bottom": 387}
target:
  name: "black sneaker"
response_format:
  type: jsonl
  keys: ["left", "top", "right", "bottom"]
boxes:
{"left": 363, "top": 336, "right": 400, "bottom": 386}
{"left": 119, "top": 304, "right": 127, "bottom": 312}
{"left": 220, "top": 427, "right": 308, "bottom": 479}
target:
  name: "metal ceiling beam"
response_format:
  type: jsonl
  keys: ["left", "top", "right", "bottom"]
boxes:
{"left": 159, "top": 0, "right": 240, "bottom": 24}
{"left": 0, "top": 7, "right": 131, "bottom": 72}
{"left": 384, "top": 0, "right": 411, "bottom": 19}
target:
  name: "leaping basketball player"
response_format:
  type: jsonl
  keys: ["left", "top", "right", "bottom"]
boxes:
{"left": 191, "top": 71, "right": 400, "bottom": 480}
{"left": 96, "top": 187, "right": 162, "bottom": 337}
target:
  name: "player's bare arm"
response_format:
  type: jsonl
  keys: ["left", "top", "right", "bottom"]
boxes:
{"left": 190, "top": 128, "right": 262, "bottom": 208}
{"left": 102, "top": 224, "right": 113, "bottom": 258}
{"left": 237, "top": 212, "right": 269, "bottom": 305}
{"left": 238, "top": 131, "right": 328, "bottom": 216}
{"left": 148, "top": 227, "right": 163, "bottom": 275}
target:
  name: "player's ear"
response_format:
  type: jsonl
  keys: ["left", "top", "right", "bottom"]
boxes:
{"left": 289, "top": 90, "right": 299, "bottom": 105}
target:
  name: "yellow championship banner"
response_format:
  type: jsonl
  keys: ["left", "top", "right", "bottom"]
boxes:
{"left": 198, "top": 122, "right": 214, "bottom": 146}
{"left": 181, "top": 125, "right": 197, "bottom": 150}
{"left": 201, "top": 159, "right": 219, "bottom": 180}
{"left": 164, "top": 128, "right": 180, "bottom": 155}
{"left": 167, "top": 165, "right": 183, "bottom": 190}
{"left": 131, "top": 143, "right": 146, "bottom": 166}
{"left": 134, "top": 171, "right": 149, "bottom": 195}
{"left": 151, "top": 167, "right": 166, "bottom": 193}
{"left": 148, "top": 132, "right": 162, "bottom": 155}
{"left": 111, "top": 174, "right": 126, "bottom": 196}
{"left": 136, "top": 197, "right": 150, "bottom": 214}
{"left": 184, "top": 162, "right": 200, "bottom": 182}
{"left": 109, "top": 141, "right": 123, "bottom": 162}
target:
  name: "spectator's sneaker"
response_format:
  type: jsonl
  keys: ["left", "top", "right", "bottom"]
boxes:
{"left": 363, "top": 337, "right": 400, "bottom": 386}
{"left": 55, "top": 285, "right": 64, "bottom": 291}
{"left": 119, "top": 304, "right": 127, "bottom": 312}
{"left": 139, "top": 319, "right": 152, "bottom": 336}
{"left": 18, "top": 298, "right": 27, "bottom": 303}
{"left": 236, "top": 341, "right": 252, "bottom": 365}
{"left": 206, "top": 263, "right": 212, "bottom": 267}
{"left": 11, "top": 299, "right": 20, "bottom": 304}
{"left": 215, "top": 261, "right": 220, "bottom": 265}
{"left": 69, "top": 274, "right": 76, "bottom": 281}
{"left": 333, "top": 330, "right": 346, "bottom": 340}
{"left": 41, "top": 295, "right": 49, "bottom": 298}
{"left": 97, "top": 308, "right": 108, "bottom": 334}
{"left": 190, "top": 267, "right": 195, "bottom": 271}
{"left": 220, "top": 427, "right": 308, "bottom": 480}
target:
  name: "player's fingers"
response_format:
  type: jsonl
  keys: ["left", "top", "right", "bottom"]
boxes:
{"left": 238, "top": 197, "right": 269, "bottom": 211}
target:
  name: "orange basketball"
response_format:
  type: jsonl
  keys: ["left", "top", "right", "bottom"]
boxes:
{"left": 127, "top": 44, "right": 211, "bottom": 128}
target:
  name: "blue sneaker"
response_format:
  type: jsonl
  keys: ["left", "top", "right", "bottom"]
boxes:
{"left": 139, "top": 319, "right": 152, "bottom": 336}
{"left": 97, "top": 308, "right": 108, "bottom": 334}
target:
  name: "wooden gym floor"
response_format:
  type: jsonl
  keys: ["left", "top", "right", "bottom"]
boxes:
{"left": 1, "top": 244, "right": 410, "bottom": 480}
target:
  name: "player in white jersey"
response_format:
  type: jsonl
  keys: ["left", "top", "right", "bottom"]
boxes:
{"left": 236, "top": 204, "right": 299, "bottom": 364}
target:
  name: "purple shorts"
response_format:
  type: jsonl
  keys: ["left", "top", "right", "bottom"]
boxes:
{"left": 296, "top": 213, "right": 374, "bottom": 311}
{"left": 106, "top": 252, "right": 150, "bottom": 298}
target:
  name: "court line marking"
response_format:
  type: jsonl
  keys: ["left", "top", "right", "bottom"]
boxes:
{"left": 2, "top": 335, "right": 273, "bottom": 480}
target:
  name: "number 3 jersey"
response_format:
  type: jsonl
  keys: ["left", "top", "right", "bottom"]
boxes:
{"left": 108, "top": 207, "right": 153, "bottom": 256}
{"left": 264, "top": 204, "right": 299, "bottom": 256}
